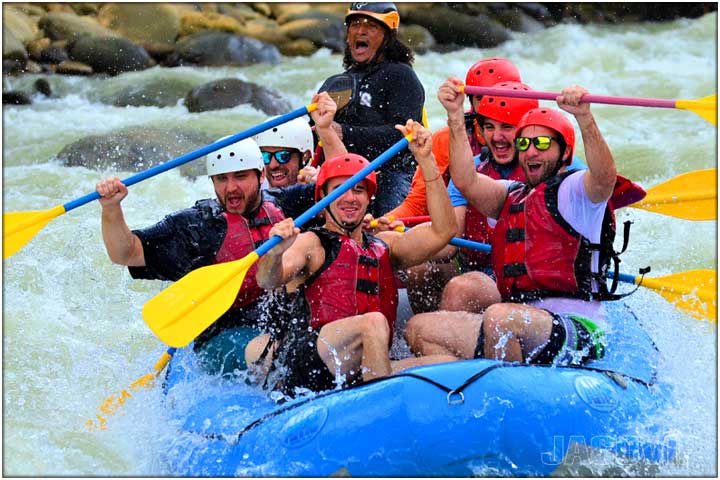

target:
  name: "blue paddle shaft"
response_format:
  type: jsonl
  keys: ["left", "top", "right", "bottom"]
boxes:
{"left": 255, "top": 137, "right": 411, "bottom": 258}
{"left": 61, "top": 106, "right": 313, "bottom": 212}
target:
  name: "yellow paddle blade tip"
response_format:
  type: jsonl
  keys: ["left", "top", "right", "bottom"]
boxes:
{"left": 142, "top": 252, "right": 260, "bottom": 347}
{"left": 676, "top": 94, "right": 717, "bottom": 126}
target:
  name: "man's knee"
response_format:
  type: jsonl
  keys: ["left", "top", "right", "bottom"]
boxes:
{"left": 482, "top": 304, "right": 516, "bottom": 334}
{"left": 360, "top": 312, "right": 390, "bottom": 342}
{"left": 404, "top": 313, "right": 435, "bottom": 350}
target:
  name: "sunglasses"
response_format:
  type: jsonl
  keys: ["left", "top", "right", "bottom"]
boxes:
{"left": 515, "top": 136, "right": 558, "bottom": 152}
{"left": 262, "top": 150, "right": 295, "bottom": 165}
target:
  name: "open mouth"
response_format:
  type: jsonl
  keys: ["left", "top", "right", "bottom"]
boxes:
{"left": 526, "top": 163, "right": 542, "bottom": 173}
{"left": 270, "top": 170, "right": 288, "bottom": 183}
{"left": 353, "top": 39, "right": 370, "bottom": 55}
{"left": 226, "top": 195, "right": 244, "bottom": 209}
{"left": 492, "top": 141, "right": 512, "bottom": 155}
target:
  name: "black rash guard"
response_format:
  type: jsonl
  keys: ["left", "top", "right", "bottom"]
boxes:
{"left": 326, "top": 62, "right": 424, "bottom": 172}
{"left": 320, "top": 61, "right": 425, "bottom": 216}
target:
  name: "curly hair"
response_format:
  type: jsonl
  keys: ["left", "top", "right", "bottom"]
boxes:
{"left": 342, "top": 27, "right": 414, "bottom": 69}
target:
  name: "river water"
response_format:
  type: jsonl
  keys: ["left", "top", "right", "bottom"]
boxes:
{"left": 2, "top": 13, "right": 717, "bottom": 476}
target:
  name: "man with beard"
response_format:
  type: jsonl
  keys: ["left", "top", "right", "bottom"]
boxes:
{"left": 95, "top": 93, "right": 343, "bottom": 375}
{"left": 248, "top": 120, "right": 457, "bottom": 396}
{"left": 403, "top": 79, "right": 644, "bottom": 367}
{"left": 254, "top": 116, "right": 318, "bottom": 189}
{"left": 317, "top": 2, "right": 425, "bottom": 217}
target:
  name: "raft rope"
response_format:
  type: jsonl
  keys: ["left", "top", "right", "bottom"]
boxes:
{"left": 182, "top": 362, "right": 651, "bottom": 443}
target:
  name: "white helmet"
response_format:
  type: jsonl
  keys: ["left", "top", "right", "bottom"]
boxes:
{"left": 253, "top": 117, "right": 314, "bottom": 156}
{"left": 206, "top": 136, "right": 264, "bottom": 176}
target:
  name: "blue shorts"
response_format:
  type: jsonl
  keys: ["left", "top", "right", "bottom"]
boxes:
{"left": 194, "top": 326, "right": 263, "bottom": 375}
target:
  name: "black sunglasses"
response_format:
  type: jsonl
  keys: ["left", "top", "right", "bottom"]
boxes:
{"left": 262, "top": 150, "right": 295, "bottom": 165}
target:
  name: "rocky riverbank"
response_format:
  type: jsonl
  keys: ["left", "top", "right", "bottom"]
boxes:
{"left": 4, "top": 2, "right": 716, "bottom": 79}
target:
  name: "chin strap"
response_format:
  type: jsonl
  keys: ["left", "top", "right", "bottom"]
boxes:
{"left": 326, "top": 207, "right": 363, "bottom": 237}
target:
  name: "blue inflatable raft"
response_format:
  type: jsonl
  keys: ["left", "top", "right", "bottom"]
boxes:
{"left": 161, "top": 299, "right": 677, "bottom": 476}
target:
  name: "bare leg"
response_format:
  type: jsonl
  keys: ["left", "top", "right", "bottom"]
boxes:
{"left": 244, "top": 333, "right": 274, "bottom": 377}
{"left": 439, "top": 271, "right": 501, "bottom": 313}
{"left": 390, "top": 354, "right": 459, "bottom": 374}
{"left": 404, "top": 310, "right": 483, "bottom": 359}
{"left": 481, "top": 303, "right": 554, "bottom": 362}
{"left": 317, "top": 312, "right": 391, "bottom": 382}
{"left": 405, "top": 261, "right": 461, "bottom": 313}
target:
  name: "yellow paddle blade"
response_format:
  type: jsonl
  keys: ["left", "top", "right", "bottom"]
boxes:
{"left": 639, "top": 269, "right": 717, "bottom": 322}
{"left": 632, "top": 168, "right": 717, "bottom": 221}
{"left": 3, "top": 205, "right": 66, "bottom": 259}
{"left": 676, "top": 94, "right": 717, "bottom": 126}
{"left": 142, "top": 252, "right": 260, "bottom": 347}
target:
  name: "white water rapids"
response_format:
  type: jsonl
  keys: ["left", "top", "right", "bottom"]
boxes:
{"left": 2, "top": 13, "right": 717, "bottom": 475}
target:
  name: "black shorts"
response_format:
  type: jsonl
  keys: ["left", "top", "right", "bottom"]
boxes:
{"left": 271, "top": 326, "right": 363, "bottom": 397}
{"left": 474, "top": 312, "right": 603, "bottom": 366}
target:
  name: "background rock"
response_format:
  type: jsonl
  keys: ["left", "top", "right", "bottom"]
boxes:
{"left": 185, "top": 78, "right": 291, "bottom": 115}
{"left": 68, "top": 36, "right": 153, "bottom": 75}
{"left": 38, "top": 11, "right": 120, "bottom": 42}
{"left": 166, "top": 30, "right": 280, "bottom": 67}
{"left": 3, "top": 6, "right": 41, "bottom": 45}
{"left": 112, "top": 77, "right": 199, "bottom": 107}
{"left": 56, "top": 126, "right": 215, "bottom": 178}
{"left": 97, "top": 3, "right": 182, "bottom": 47}
{"left": 402, "top": 4, "right": 511, "bottom": 48}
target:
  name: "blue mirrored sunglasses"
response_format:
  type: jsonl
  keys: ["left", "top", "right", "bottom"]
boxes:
{"left": 262, "top": 150, "right": 294, "bottom": 165}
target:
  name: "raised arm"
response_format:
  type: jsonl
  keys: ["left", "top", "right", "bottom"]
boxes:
{"left": 312, "top": 91, "right": 347, "bottom": 159}
{"left": 438, "top": 77, "right": 507, "bottom": 219}
{"left": 256, "top": 218, "right": 323, "bottom": 290}
{"left": 556, "top": 85, "right": 616, "bottom": 203}
{"left": 379, "top": 120, "right": 456, "bottom": 269}
{"left": 96, "top": 177, "right": 145, "bottom": 266}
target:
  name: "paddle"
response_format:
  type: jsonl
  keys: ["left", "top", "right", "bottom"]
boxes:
{"left": 3, "top": 104, "right": 318, "bottom": 260}
{"left": 634, "top": 168, "right": 716, "bottom": 221}
{"left": 142, "top": 134, "right": 413, "bottom": 348}
{"left": 86, "top": 347, "right": 176, "bottom": 431}
{"left": 463, "top": 85, "right": 717, "bottom": 126}
{"left": 368, "top": 169, "right": 716, "bottom": 223}
{"left": 435, "top": 236, "right": 715, "bottom": 322}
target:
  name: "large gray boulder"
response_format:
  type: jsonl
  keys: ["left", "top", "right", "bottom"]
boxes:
{"left": 280, "top": 17, "right": 345, "bottom": 52}
{"left": 167, "top": 30, "right": 280, "bottom": 67}
{"left": 68, "top": 36, "right": 153, "bottom": 75}
{"left": 56, "top": 126, "right": 215, "bottom": 178}
{"left": 111, "top": 77, "right": 200, "bottom": 107}
{"left": 402, "top": 4, "right": 510, "bottom": 48}
{"left": 185, "top": 78, "right": 291, "bottom": 115}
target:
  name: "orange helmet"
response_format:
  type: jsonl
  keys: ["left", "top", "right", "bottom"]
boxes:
{"left": 315, "top": 153, "right": 377, "bottom": 202}
{"left": 465, "top": 58, "right": 521, "bottom": 88}
{"left": 477, "top": 81, "right": 539, "bottom": 126}
{"left": 346, "top": 2, "right": 400, "bottom": 30}
{"left": 515, "top": 107, "right": 576, "bottom": 164}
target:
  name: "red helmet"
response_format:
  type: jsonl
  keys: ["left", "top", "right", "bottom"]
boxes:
{"left": 465, "top": 58, "right": 521, "bottom": 88}
{"left": 477, "top": 81, "right": 539, "bottom": 126}
{"left": 515, "top": 107, "right": 576, "bottom": 164}
{"left": 346, "top": 2, "right": 399, "bottom": 30}
{"left": 315, "top": 153, "right": 377, "bottom": 202}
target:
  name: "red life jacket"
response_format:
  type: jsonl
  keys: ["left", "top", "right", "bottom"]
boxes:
{"left": 303, "top": 228, "right": 398, "bottom": 341}
{"left": 215, "top": 201, "right": 285, "bottom": 309}
{"left": 463, "top": 152, "right": 525, "bottom": 269}
{"left": 491, "top": 172, "right": 645, "bottom": 301}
